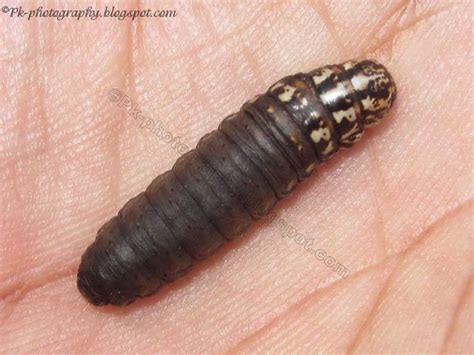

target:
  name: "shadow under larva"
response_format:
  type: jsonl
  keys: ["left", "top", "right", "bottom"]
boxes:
{"left": 77, "top": 59, "right": 397, "bottom": 307}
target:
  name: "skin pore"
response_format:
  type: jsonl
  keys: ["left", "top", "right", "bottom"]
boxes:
{"left": 1, "top": 0, "right": 472, "bottom": 353}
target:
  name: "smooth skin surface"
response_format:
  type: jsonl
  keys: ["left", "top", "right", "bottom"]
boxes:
{"left": 1, "top": 0, "right": 472, "bottom": 353}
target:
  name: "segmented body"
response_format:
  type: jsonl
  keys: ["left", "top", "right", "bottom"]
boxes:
{"left": 77, "top": 59, "right": 396, "bottom": 306}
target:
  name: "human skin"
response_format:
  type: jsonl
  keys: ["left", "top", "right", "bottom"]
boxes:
{"left": 0, "top": 0, "right": 472, "bottom": 353}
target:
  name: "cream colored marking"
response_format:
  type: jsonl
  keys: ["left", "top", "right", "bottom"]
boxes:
{"left": 225, "top": 113, "right": 238, "bottom": 120}
{"left": 322, "top": 141, "right": 335, "bottom": 155}
{"left": 320, "top": 82, "right": 347, "bottom": 105}
{"left": 342, "top": 60, "right": 357, "bottom": 71}
{"left": 286, "top": 179, "right": 297, "bottom": 192}
{"left": 332, "top": 107, "right": 357, "bottom": 124}
{"left": 270, "top": 82, "right": 284, "bottom": 92}
{"left": 310, "top": 127, "right": 331, "bottom": 143}
{"left": 266, "top": 106, "right": 275, "bottom": 113}
{"left": 312, "top": 68, "right": 333, "bottom": 85}
{"left": 351, "top": 70, "right": 392, "bottom": 96}
{"left": 350, "top": 73, "right": 371, "bottom": 92}
{"left": 341, "top": 123, "right": 361, "bottom": 140}
{"left": 361, "top": 96, "right": 377, "bottom": 112}
{"left": 352, "top": 96, "right": 362, "bottom": 117}
{"left": 249, "top": 95, "right": 259, "bottom": 104}
{"left": 290, "top": 136, "right": 303, "bottom": 151}
{"left": 350, "top": 132, "right": 363, "bottom": 143}
{"left": 305, "top": 163, "right": 316, "bottom": 174}
{"left": 367, "top": 89, "right": 394, "bottom": 112}
{"left": 365, "top": 115, "right": 382, "bottom": 127}
{"left": 278, "top": 85, "right": 296, "bottom": 102}
{"left": 361, "top": 96, "right": 372, "bottom": 109}
{"left": 310, "top": 110, "right": 321, "bottom": 120}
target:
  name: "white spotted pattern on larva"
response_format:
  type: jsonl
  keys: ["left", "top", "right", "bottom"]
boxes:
{"left": 310, "top": 127, "right": 331, "bottom": 143}
{"left": 332, "top": 107, "right": 357, "bottom": 124}
{"left": 278, "top": 85, "right": 297, "bottom": 102}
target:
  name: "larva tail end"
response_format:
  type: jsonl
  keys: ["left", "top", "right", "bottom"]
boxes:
{"left": 77, "top": 244, "right": 136, "bottom": 307}
{"left": 77, "top": 268, "right": 107, "bottom": 306}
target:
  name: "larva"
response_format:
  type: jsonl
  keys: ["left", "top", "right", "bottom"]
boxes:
{"left": 77, "top": 59, "right": 397, "bottom": 306}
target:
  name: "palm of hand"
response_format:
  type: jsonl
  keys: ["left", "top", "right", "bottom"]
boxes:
{"left": 1, "top": 1, "right": 472, "bottom": 353}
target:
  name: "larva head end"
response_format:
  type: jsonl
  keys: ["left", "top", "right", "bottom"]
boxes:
{"left": 344, "top": 59, "right": 397, "bottom": 127}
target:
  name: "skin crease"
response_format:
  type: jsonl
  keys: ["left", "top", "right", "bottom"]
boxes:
{"left": 0, "top": 0, "right": 472, "bottom": 353}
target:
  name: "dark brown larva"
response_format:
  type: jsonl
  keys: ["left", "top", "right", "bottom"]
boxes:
{"left": 77, "top": 59, "right": 397, "bottom": 306}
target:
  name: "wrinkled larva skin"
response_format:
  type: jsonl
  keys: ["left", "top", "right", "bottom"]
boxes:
{"left": 77, "top": 59, "right": 397, "bottom": 306}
